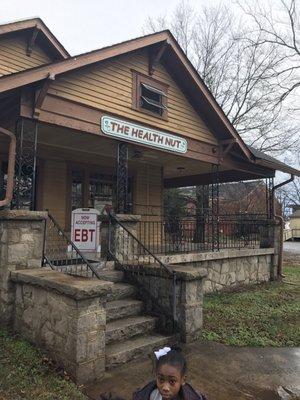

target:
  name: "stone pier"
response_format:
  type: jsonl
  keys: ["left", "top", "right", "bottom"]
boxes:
{"left": 0, "top": 210, "right": 47, "bottom": 327}
{"left": 11, "top": 268, "right": 112, "bottom": 383}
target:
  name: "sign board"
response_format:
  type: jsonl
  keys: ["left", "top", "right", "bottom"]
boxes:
{"left": 70, "top": 208, "right": 101, "bottom": 253}
{"left": 101, "top": 116, "right": 187, "bottom": 154}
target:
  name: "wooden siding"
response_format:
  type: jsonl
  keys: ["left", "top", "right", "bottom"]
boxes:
{"left": 134, "top": 163, "right": 163, "bottom": 218}
{"left": 134, "top": 163, "right": 163, "bottom": 246}
{"left": 41, "top": 160, "right": 67, "bottom": 228}
{"left": 0, "top": 35, "right": 52, "bottom": 77}
{"left": 38, "top": 144, "right": 163, "bottom": 232}
{"left": 48, "top": 50, "right": 218, "bottom": 145}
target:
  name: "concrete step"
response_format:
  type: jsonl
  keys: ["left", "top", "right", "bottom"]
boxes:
{"left": 106, "top": 334, "right": 173, "bottom": 370}
{"left": 106, "top": 316, "right": 157, "bottom": 344}
{"left": 106, "top": 283, "right": 137, "bottom": 301}
{"left": 106, "top": 299, "right": 144, "bottom": 322}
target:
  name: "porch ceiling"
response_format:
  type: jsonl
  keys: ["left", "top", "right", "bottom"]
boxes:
{"left": 37, "top": 123, "right": 213, "bottom": 178}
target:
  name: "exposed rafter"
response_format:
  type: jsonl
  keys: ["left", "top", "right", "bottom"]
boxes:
{"left": 220, "top": 139, "right": 237, "bottom": 161}
{"left": 149, "top": 40, "right": 169, "bottom": 75}
{"left": 27, "top": 25, "right": 39, "bottom": 56}
{"left": 33, "top": 73, "right": 55, "bottom": 119}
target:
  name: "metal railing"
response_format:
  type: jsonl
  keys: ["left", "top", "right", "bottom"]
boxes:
{"left": 43, "top": 212, "right": 102, "bottom": 279}
{"left": 108, "top": 213, "right": 177, "bottom": 333}
{"left": 135, "top": 214, "right": 273, "bottom": 255}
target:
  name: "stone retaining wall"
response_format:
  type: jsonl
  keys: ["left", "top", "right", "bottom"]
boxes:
{"left": 155, "top": 248, "right": 274, "bottom": 293}
{"left": 202, "top": 252, "right": 273, "bottom": 293}
{"left": 11, "top": 268, "right": 112, "bottom": 384}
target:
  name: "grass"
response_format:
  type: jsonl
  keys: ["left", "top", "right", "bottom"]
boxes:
{"left": 0, "top": 330, "right": 87, "bottom": 400}
{"left": 202, "top": 265, "right": 300, "bottom": 347}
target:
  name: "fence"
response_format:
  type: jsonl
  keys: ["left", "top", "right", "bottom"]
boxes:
{"left": 136, "top": 214, "right": 272, "bottom": 254}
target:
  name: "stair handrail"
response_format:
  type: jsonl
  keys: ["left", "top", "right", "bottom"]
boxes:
{"left": 43, "top": 211, "right": 102, "bottom": 280}
{"left": 108, "top": 212, "right": 177, "bottom": 328}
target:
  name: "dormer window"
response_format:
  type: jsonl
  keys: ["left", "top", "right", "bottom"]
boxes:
{"left": 132, "top": 71, "right": 168, "bottom": 119}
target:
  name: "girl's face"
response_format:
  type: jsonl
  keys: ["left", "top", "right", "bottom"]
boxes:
{"left": 156, "top": 363, "right": 185, "bottom": 400}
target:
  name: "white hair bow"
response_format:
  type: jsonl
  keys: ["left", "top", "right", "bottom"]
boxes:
{"left": 154, "top": 347, "right": 171, "bottom": 360}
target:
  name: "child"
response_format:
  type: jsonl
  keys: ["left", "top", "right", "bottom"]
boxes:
{"left": 133, "top": 346, "right": 208, "bottom": 400}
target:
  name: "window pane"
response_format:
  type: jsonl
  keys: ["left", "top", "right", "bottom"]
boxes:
{"left": 71, "top": 170, "right": 84, "bottom": 210}
{"left": 89, "top": 173, "right": 114, "bottom": 213}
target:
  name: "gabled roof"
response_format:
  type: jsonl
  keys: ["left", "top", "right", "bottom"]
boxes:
{"left": 0, "top": 24, "right": 251, "bottom": 159}
{"left": 0, "top": 17, "right": 70, "bottom": 60}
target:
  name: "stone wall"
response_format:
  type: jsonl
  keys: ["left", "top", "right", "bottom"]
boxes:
{"left": 153, "top": 248, "right": 274, "bottom": 293}
{"left": 201, "top": 252, "right": 272, "bottom": 293}
{"left": 0, "top": 210, "right": 47, "bottom": 326}
{"left": 125, "top": 265, "right": 207, "bottom": 343}
{"left": 11, "top": 268, "right": 112, "bottom": 384}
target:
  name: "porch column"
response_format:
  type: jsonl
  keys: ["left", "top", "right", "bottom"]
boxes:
{"left": 210, "top": 163, "right": 220, "bottom": 251}
{"left": 194, "top": 185, "right": 209, "bottom": 244}
{"left": 13, "top": 118, "right": 38, "bottom": 210}
{"left": 265, "top": 177, "right": 274, "bottom": 218}
{"left": 116, "top": 142, "right": 129, "bottom": 213}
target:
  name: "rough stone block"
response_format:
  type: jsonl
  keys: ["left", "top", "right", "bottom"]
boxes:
{"left": 7, "top": 243, "right": 31, "bottom": 264}
{"left": 9, "top": 229, "right": 20, "bottom": 243}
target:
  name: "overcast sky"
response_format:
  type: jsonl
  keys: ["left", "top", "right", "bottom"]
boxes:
{"left": 0, "top": 0, "right": 225, "bottom": 55}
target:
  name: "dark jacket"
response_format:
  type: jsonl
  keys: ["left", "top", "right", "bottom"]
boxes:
{"left": 133, "top": 380, "right": 208, "bottom": 400}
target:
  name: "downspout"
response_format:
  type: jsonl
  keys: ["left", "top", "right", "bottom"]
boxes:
{"left": 271, "top": 174, "right": 294, "bottom": 280}
{"left": 0, "top": 127, "right": 16, "bottom": 208}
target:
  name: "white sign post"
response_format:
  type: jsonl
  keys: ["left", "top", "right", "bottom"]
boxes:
{"left": 70, "top": 208, "right": 101, "bottom": 254}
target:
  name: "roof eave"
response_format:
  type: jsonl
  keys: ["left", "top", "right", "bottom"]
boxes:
{"left": 0, "top": 17, "right": 70, "bottom": 59}
{"left": 255, "top": 159, "right": 300, "bottom": 177}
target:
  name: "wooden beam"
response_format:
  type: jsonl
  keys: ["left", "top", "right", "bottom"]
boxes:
{"left": 220, "top": 139, "right": 237, "bottom": 160}
{"left": 27, "top": 26, "right": 39, "bottom": 56}
{"left": 20, "top": 92, "right": 221, "bottom": 164}
{"left": 33, "top": 73, "right": 55, "bottom": 119}
{"left": 149, "top": 40, "right": 169, "bottom": 75}
{"left": 164, "top": 169, "right": 275, "bottom": 188}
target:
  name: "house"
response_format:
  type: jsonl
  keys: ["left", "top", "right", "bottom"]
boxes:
{"left": 0, "top": 18, "right": 299, "bottom": 383}
{"left": 289, "top": 208, "right": 300, "bottom": 238}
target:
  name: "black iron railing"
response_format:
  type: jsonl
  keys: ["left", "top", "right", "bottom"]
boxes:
{"left": 108, "top": 213, "right": 177, "bottom": 333}
{"left": 135, "top": 214, "right": 272, "bottom": 255}
{"left": 43, "top": 212, "right": 102, "bottom": 279}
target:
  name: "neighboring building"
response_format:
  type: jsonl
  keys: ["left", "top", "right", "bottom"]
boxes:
{"left": 289, "top": 208, "right": 300, "bottom": 236}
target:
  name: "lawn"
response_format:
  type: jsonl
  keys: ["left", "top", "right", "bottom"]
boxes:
{"left": 202, "top": 265, "right": 300, "bottom": 347}
{"left": 0, "top": 329, "right": 87, "bottom": 400}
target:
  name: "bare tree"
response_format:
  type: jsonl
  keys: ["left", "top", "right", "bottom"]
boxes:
{"left": 240, "top": 0, "right": 300, "bottom": 105}
{"left": 144, "top": 1, "right": 300, "bottom": 155}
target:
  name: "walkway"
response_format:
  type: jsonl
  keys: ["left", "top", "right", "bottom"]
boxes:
{"left": 85, "top": 341, "right": 300, "bottom": 400}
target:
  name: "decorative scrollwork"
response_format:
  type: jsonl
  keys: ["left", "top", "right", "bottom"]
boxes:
{"left": 12, "top": 118, "right": 38, "bottom": 210}
{"left": 116, "top": 142, "right": 129, "bottom": 213}
{"left": 210, "top": 164, "right": 220, "bottom": 251}
{"left": 265, "top": 177, "right": 274, "bottom": 219}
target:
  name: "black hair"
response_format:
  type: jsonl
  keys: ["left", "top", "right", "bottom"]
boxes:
{"left": 155, "top": 346, "right": 187, "bottom": 376}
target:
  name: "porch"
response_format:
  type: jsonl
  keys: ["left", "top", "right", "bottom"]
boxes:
{"left": 0, "top": 118, "right": 278, "bottom": 264}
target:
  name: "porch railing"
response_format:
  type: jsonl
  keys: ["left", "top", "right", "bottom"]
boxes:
{"left": 135, "top": 214, "right": 273, "bottom": 255}
{"left": 108, "top": 213, "right": 177, "bottom": 333}
{"left": 43, "top": 212, "right": 102, "bottom": 279}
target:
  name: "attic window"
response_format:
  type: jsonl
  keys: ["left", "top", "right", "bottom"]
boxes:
{"left": 132, "top": 71, "right": 168, "bottom": 119}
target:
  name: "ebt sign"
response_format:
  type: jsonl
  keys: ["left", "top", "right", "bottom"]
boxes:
{"left": 71, "top": 208, "right": 101, "bottom": 253}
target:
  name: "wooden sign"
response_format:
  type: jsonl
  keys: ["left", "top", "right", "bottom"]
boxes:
{"left": 101, "top": 116, "right": 187, "bottom": 154}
